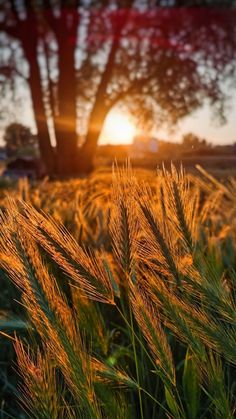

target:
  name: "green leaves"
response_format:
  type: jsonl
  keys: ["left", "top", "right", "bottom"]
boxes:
{"left": 182, "top": 349, "right": 201, "bottom": 419}
{"left": 165, "top": 387, "right": 185, "bottom": 419}
{"left": 0, "top": 316, "right": 30, "bottom": 332}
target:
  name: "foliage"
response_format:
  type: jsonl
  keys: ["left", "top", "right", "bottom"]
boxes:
{"left": 3, "top": 123, "right": 38, "bottom": 158}
{"left": 1, "top": 2, "right": 236, "bottom": 174}
{"left": 182, "top": 133, "right": 210, "bottom": 149}
{"left": 0, "top": 166, "right": 236, "bottom": 418}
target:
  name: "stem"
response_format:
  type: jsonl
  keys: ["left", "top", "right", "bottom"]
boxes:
{"left": 152, "top": 379, "right": 160, "bottom": 419}
{"left": 140, "top": 387, "right": 170, "bottom": 416}
{"left": 128, "top": 302, "right": 144, "bottom": 419}
{"left": 116, "top": 306, "right": 157, "bottom": 370}
{"left": 117, "top": 306, "right": 185, "bottom": 418}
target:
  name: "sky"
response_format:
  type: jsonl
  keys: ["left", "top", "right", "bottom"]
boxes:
{"left": 1, "top": 6, "right": 236, "bottom": 148}
{"left": 99, "top": 98, "right": 236, "bottom": 145}
{"left": 100, "top": 89, "right": 236, "bottom": 145}
{"left": 1, "top": 88, "right": 236, "bottom": 146}
{"left": 155, "top": 95, "right": 236, "bottom": 145}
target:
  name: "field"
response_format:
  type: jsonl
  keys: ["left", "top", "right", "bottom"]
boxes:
{"left": 0, "top": 165, "right": 236, "bottom": 418}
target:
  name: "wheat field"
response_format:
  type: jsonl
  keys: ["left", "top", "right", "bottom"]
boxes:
{"left": 0, "top": 165, "right": 236, "bottom": 418}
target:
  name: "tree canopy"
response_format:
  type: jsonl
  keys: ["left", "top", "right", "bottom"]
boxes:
{"left": 3, "top": 122, "right": 37, "bottom": 158}
{"left": 0, "top": 1, "right": 236, "bottom": 175}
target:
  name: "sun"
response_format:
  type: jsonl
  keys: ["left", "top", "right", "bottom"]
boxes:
{"left": 100, "top": 111, "right": 136, "bottom": 145}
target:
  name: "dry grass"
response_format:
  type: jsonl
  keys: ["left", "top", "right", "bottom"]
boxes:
{"left": 0, "top": 165, "right": 236, "bottom": 418}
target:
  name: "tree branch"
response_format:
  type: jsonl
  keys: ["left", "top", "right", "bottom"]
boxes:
{"left": 0, "top": 65, "right": 28, "bottom": 80}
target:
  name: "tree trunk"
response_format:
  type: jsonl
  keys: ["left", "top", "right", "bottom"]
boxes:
{"left": 3, "top": 11, "right": 55, "bottom": 176}
{"left": 25, "top": 53, "right": 55, "bottom": 175}
{"left": 78, "top": 106, "right": 109, "bottom": 173}
{"left": 26, "top": 45, "right": 55, "bottom": 175}
{"left": 52, "top": 11, "right": 79, "bottom": 175}
{"left": 55, "top": 46, "right": 78, "bottom": 175}
{"left": 77, "top": 8, "right": 130, "bottom": 174}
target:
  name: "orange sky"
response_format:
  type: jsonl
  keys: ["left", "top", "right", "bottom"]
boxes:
{"left": 99, "top": 96, "right": 236, "bottom": 145}
{"left": 0, "top": 93, "right": 236, "bottom": 146}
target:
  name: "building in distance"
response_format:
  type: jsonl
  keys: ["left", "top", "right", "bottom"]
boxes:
{"left": 131, "top": 135, "right": 159, "bottom": 158}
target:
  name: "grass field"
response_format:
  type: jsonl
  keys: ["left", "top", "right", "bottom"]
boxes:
{"left": 0, "top": 165, "right": 236, "bottom": 418}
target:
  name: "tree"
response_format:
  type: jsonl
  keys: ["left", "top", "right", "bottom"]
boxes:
{"left": 0, "top": 1, "right": 236, "bottom": 175}
{"left": 182, "top": 133, "right": 210, "bottom": 150}
{"left": 3, "top": 122, "right": 38, "bottom": 158}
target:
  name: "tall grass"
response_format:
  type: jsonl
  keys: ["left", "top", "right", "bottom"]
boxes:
{"left": 0, "top": 165, "right": 236, "bottom": 418}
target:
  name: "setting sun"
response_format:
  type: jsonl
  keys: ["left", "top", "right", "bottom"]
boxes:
{"left": 100, "top": 111, "right": 136, "bottom": 145}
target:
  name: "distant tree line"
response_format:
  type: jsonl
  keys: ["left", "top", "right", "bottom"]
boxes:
{"left": 2, "top": 122, "right": 236, "bottom": 164}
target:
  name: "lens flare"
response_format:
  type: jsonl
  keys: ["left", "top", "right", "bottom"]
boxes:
{"left": 100, "top": 111, "right": 136, "bottom": 145}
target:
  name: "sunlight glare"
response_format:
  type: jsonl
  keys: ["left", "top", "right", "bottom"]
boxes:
{"left": 101, "top": 111, "right": 136, "bottom": 145}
